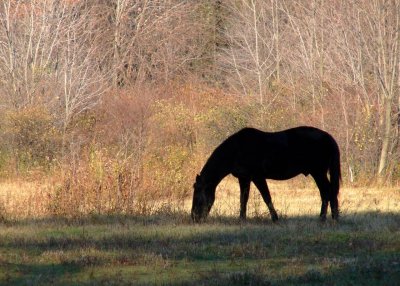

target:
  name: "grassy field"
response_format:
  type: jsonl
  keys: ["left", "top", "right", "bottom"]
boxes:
{"left": 0, "top": 179, "right": 399, "bottom": 285}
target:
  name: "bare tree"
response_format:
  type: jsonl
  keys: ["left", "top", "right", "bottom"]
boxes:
{"left": 360, "top": 0, "right": 400, "bottom": 177}
{"left": 335, "top": 0, "right": 400, "bottom": 178}
{"left": 56, "top": 3, "right": 110, "bottom": 133}
{"left": 88, "top": 0, "right": 204, "bottom": 87}
{"left": 1, "top": 0, "right": 399, "bottom": 184}
{"left": 0, "top": 1, "right": 111, "bottom": 126}
{"left": 281, "top": 0, "right": 333, "bottom": 117}
{"left": 0, "top": 0, "right": 67, "bottom": 108}
{"left": 219, "top": 0, "right": 280, "bottom": 104}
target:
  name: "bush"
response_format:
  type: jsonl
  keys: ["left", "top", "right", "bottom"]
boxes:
{"left": 2, "top": 107, "right": 61, "bottom": 176}
{"left": 49, "top": 146, "right": 139, "bottom": 216}
{"left": 143, "top": 99, "right": 198, "bottom": 200}
{"left": 196, "top": 100, "right": 255, "bottom": 148}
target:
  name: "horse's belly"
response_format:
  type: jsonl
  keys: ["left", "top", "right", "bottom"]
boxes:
{"left": 264, "top": 170, "right": 300, "bottom": 180}
{"left": 262, "top": 162, "right": 306, "bottom": 180}
{"left": 232, "top": 155, "right": 308, "bottom": 180}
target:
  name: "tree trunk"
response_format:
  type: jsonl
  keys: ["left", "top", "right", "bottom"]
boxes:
{"left": 377, "top": 96, "right": 392, "bottom": 178}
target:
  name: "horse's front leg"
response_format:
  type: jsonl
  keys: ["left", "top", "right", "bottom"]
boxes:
{"left": 239, "top": 177, "right": 251, "bottom": 220}
{"left": 253, "top": 178, "right": 278, "bottom": 222}
{"left": 330, "top": 195, "right": 339, "bottom": 220}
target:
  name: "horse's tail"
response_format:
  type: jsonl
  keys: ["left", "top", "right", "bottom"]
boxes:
{"left": 329, "top": 139, "right": 341, "bottom": 196}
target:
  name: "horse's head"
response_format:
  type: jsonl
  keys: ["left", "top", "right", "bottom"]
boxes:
{"left": 191, "top": 174, "right": 215, "bottom": 223}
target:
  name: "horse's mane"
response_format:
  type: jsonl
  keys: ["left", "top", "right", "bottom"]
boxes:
{"left": 199, "top": 131, "right": 240, "bottom": 180}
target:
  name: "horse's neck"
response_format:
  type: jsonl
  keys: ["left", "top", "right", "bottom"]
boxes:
{"left": 200, "top": 162, "right": 228, "bottom": 189}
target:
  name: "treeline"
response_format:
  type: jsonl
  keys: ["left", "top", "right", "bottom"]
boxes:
{"left": 0, "top": 0, "right": 399, "bottom": 204}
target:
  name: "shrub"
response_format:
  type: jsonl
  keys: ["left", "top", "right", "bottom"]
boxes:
{"left": 143, "top": 100, "right": 198, "bottom": 200}
{"left": 48, "top": 143, "right": 145, "bottom": 217}
{"left": 2, "top": 107, "right": 61, "bottom": 176}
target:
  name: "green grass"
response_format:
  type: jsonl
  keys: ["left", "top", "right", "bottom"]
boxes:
{"left": 0, "top": 212, "right": 399, "bottom": 285}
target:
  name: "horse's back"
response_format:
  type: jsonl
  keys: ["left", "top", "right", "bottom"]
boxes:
{"left": 284, "top": 126, "right": 337, "bottom": 152}
{"left": 227, "top": 126, "right": 338, "bottom": 179}
{"left": 232, "top": 126, "right": 335, "bottom": 152}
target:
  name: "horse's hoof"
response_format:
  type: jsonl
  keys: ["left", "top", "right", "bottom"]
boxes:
{"left": 319, "top": 215, "right": 327, "bottom": 222}
{"left": 271, "top": 213, "right": 279, "bottom": 222}
{"left": 332, "top": 210, "right": 340, "bottom": 221}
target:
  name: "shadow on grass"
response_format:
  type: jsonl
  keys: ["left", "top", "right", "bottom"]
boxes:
{"left": 1, "top": 262, "right": 81, "bottom": 286}
{"left": 1, "top": 211, "right": 399, "bottom": 249}
{"left": 3, "top": 209, "right": 400, "bottom": 233}
{"left": 149, "top": 259, "right": 400, "bottom": 286}
{"left": 0, "top": 211, "right": 399, "bottom": 285}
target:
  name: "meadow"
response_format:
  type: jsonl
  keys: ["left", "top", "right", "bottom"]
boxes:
{"left": 1, "top": 1, "right": 400, "bottom": 285}
{"left": 0, "top": 178, "right": 399, "bottom": 285}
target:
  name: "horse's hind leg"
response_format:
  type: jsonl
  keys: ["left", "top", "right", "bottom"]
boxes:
{"left": 253, "top": 178, "right": 278, "bottom": 222}
{"left": 239, "top": 177, "right": 251, "bottom": 220}
{"left": 312, "top": 173, "right": 330, "bottom": 221}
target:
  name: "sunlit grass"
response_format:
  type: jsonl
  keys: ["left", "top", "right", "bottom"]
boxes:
{"left": 0, "top": 179, "right": 53, "bottom": 219}
{"left": 210, "top": 176, "right": 400, "bottom": 220}
{"left": 1, "top": 175, "right": 399, "bottom": 220}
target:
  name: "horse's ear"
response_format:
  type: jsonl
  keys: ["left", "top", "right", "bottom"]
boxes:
{"left": 196, "top": 174, "right": 200, "bottom": 182}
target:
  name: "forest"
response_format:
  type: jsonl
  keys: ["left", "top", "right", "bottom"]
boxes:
{"left": 0, "top": 1, "right": 399, "bottom": 285}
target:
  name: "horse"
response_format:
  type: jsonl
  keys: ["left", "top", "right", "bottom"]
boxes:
{"left": 191, "top": 126, "right": 341, "bottom": 223}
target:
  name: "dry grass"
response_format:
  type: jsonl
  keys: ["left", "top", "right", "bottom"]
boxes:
{"left": 210, "top": 176, "right": 400, "bottom": 219}
{"left": 0, "top": 179, "right": 53, "bottom": 219}
{"left": 0, "top": 176, "right": 399, "bottom": 220}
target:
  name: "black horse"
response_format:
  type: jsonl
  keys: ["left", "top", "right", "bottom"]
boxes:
{"left": 191, "top": 126, "right": 341, "bottom": 223}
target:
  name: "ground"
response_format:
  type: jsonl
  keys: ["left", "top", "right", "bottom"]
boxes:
{"left": 0, "top": 179, "right": 399, "bottom": 285}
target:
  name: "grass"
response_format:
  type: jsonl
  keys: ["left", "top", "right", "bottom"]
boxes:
{"left": 0, "top": 178, "right": 399, "bottom": 285}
